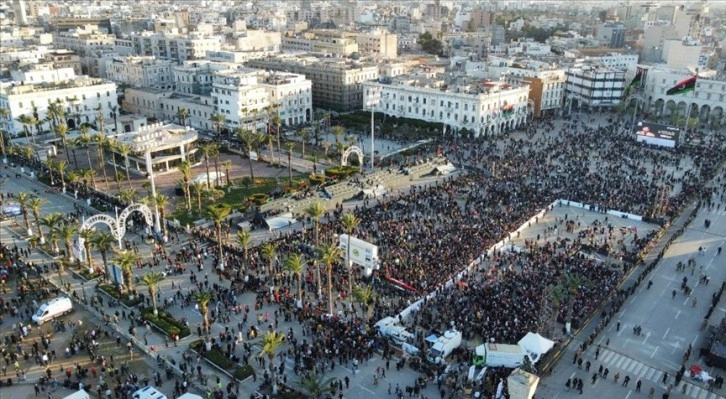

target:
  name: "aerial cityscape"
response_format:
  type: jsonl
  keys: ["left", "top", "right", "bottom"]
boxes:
{"left": 1, "top": 1, "right": 726, "bottom": 399}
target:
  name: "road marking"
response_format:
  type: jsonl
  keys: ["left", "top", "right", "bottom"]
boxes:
{"left": 675, "top": 310, "right": 681, "bottom": 319}
{"left": 651, "top": 346, "right": 659, "bottom": 359}
{"left": 357, "top": 384, "right": 375, "bottom": 394}
{"left": 663, "top": 328, "right": 670, "bottom": 339}
{"left": 625, "top": 391, "right": 632, "bottom": 399}
{"left": 643, "top": 332, "right": 650, "bottom": 345}
{"left": 570, "top": 371, "right": 576, "bottom": 379}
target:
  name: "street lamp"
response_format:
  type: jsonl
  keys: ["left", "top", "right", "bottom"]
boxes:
{"left": 81, "top": 281, "right": 86, "bottom": 301}
{"left": 144, "top": 150, "right": 162, "bottom": 237}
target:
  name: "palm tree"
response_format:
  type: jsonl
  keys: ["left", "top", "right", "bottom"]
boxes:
{"left": 27, "top": 196, "right": 48, "bottom": 242}
{"left": 331, "top": 125, "right": 345, "bottom": 146}
{"left": 304, "top": 201, "right": 326, "bottom": 247}
{"left": 91, "top": 230, "right": 116, "bottom": 280}
{"left": 206, "top": 203, "right": 231, "bottom": 270}
{"left": 19, "top": 114, "right": 39, "bottom": 153}
{"left": 191, "top": 181, "right": 205, "bottom": 212}
{"left": 352, "top": 284, "right": 374, "bottom": 323}
{"left": 80, "top": 168, "right": 97, "bottom": 191}
{"left": 54, "top": 159, "right": 68, "bottom": 191}
{"left": 154, "top": 193, "right": 170, "bottom": 237}
{"left": 210, "top": 112, "right": 226, "bottom": 137}
{"left": 92, "top": 133, "right": 110, "bottom": 189}
{"left": 236, "top": 230, "right": 251, "bottom": 274}
{"left": 78, "top": 125, "right": 92, "bottom": 166}
{"left": 547, "top": 284, "right": 566, "bottom": 336}
{"left": 562, "top": 274, "right": 585, "bottom": 334}
{"left": 260, "top": 242, "right": 276, "bottom": 276}
{"left": 39, "top": 213, "right": 64, "bottom": 254}
{"left": 299, "top": 128, "right": 309, "bottom": 159}
{"left": 116, "top": 143, "right": 134, "bottom": 188}
{"left": 16, "top": 192, "right": 33, "bottom": 235}
{"left": 238, "top": 127, "right": 259, "bottom": 183}
{"left": 296, "top": 374, "right": 339, "bottom": 399}
{"left": 177, "top": 107, "right": 190, "bottom": 127}
{"left": 113, "top": 250, "right": 142, "bottom": 294}
{"left": 140, "top": 272, "right": 165, "bottom": 315}
{"left": 106, "top": 138, "right": 122, "bottom": 191}
{"left": 258, "top": 331, "right": 286, "bottom": 393}
{"left": 199, "top": 142, "right": 216, "bottom": 188}
{"left": 177, "top": 160, "right": 193, "bottom": 210}
{"left": 286, "top": 142, "right": 294, "bottom": 187}
{"left": 54, "top": 221, "right": 79, "bottom": 262}
{"left": 222, "top": 160, "right": 232, "bottom": 186}
{"left": 339, "top": 212, "right": 360, "bottom": 295}
{"left": 193, "top": 290, "right": 213, "bottom": 334}
{"left": 79, "top": 228, "right": 95, "bottom": 271}
{"left": 320, "top": 244, "right": 343, "bottom": 315}
{"left": 119, "top": 188, "right": 137, "bottom": 205}
{"left": 54, "top": 123, "right": 71, "bottom": 162}
{"left": 284, "top": 253, "right": 305, "bottom": 302}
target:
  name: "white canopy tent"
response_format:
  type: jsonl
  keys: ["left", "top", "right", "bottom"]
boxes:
{"left": 517, "top": 332, "right": 555, "bottom": 363}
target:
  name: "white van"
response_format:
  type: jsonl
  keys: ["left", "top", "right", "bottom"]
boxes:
{"left": 132, "top": 386, "right": 167, "bottom": 399}
{"left": 63, "top": 390, "right": 90, "bottom": 399}
{"left": 32, "top": 297, "right": 73, "bottom": 325}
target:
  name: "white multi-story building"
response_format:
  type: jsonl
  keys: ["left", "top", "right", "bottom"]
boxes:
{"left": 129, "top": 31, "right": 222, "bottom": 64}
{"left": 172, "top": 60, "right": 234, "bottom": 96}
{"left": 0, "top": 68, "right": 118, "bottom": 136}
{"left": 52, "top": 25, "right": 116, "bottom": 56}
{"left": 103, "top": 56, "right": 175, "bottom": 90}
{"left": 575, "top": 53, "right": 639, "bottom": 70}
{"left": 211, "top": 68, "right": 312, "bottom": 130}
{"left": 363, "top": 70, "right": 531, "bottom": 137}
{"left": 638, "top": 66, "right": 726, "bottom": 127}
{"left": 565, "top": 65, "right": 626, "bottom": 110}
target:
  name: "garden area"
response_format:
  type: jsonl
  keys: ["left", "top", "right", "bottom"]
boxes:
{"left": 140, "top": 307, "right": 191, "bottom": 338}
{"left": 189, "top": 339, "right": 254, "bottom": 381}
{"left": 97, "top": 283, "right": 142, "bottom": 308}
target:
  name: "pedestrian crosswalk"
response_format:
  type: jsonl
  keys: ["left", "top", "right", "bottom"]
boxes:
{"left": 596, "top": 348, "right": 725, "bottom": 399}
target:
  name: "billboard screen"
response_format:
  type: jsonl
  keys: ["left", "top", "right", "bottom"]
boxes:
{"left": 634, "top": 121, "right": 680, "bottom": 148}
{"left": 338, "top": 234, "right": 379, "bottom": 273}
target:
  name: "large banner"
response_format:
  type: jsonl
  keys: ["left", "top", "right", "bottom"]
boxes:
{"left": 338, "top": 234, "right": 379, "bottom": 273}
{"left": 634, "top": 121, "right": 680, "bottom": 148}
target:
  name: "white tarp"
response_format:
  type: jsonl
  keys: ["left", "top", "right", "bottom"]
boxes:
{"left": 265, "top": 213, "right": 297, "bottom": 230}
{"left": 517, "top": 332, "right": 555, "bottom": 363}
{"left": 177, "top": 394, "right": 203, "bottom": 399}
{"left": 435, "top": 162, "right": 457, "bottom": 175}
{"left": 192, "top": 171, "right": 225, "bottom": 184}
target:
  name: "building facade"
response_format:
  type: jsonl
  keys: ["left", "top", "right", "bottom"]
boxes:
{"left": 565, "top": 66, "right": 626, "bottom": 110}
{"left": 281, "top": 30, "right": 359, "bottom": 56}
{"left": 355, "top": 31, "right": 398, "bottom": 59}
{"left": 103, "top": 56, "right": 175, "bottom": 90}
{"left": 640, "top": 67, "right": 726, "bottom": 127}
{"left": 246, "top": 55, "right": 378, "bottom": 112}
{"left": 110, "top": 122, "right": 198, "bottom": 174}
{"left": 129, "top": 31, "right": 221, "bottom": 64}
{"left": 0, "top": 69, "right": 118, "bottom": 136}
{"left": 363, "top": 72, "right": 530, "bottom": 137}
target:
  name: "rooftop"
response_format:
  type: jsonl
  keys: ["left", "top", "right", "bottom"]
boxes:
{"left": 0, "top": 77, "right": 113, "bottom": 95}
{"left": 114, "top": 122, "right": 198, "bottom": 153}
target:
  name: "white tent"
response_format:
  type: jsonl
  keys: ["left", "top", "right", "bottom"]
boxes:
{"left": 192, "top": 171, "right": 225, "bottom": 184}
{"left": 517, "top": 332, "right": 555, "bottom": 363}
{"left": 265, "top": 213, "right": 297, "bottom": 230}
{"left": 177, "top": 394, "right": 203, "bottom": 399}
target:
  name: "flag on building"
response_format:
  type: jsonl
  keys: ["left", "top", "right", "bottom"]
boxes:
{"left": 666, "top": 75, "right": 697, "bottom": 95}
{"left": 623, "top": 67, "right": 646, "bottom": 98}
{"left": 501, "top": 103, "right": 515, "bottom": 119}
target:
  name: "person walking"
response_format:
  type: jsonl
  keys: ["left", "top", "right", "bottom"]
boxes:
{"left": 566, "top": 378, "right": 571, "bottom": 391}
{"left": 662, "top": 372, "right": 668, "bottom": 385}
{"left": 636, "top": 379, "right": 642, "bottom": 392}
{"left": 648, "top": 386, "right": 655, "bottom": 398}
{"left": 623, "top": 375, "right": 630, "bottom": 387}
{"left": 614, "top": 372, "right": 620, "bottom": 384}
{"left": 585, "top": 360, "right": 591, "bottom": 372}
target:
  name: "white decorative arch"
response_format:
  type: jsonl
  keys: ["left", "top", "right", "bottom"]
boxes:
{"left": 81, "top": 214, "right": 119, "bottom": 236}
{"left": 117, "top": 203, "right": 153, "bottom": 237}
{"left": 341, "top": 145, "right": 364, "bottom": 168}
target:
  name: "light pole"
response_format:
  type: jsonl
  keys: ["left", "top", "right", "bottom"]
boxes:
{"left": 144, "top": 150, "right": 162, "bottom": 238}
{"left": 366, "top": 90, "right": 381, "bottom": 172}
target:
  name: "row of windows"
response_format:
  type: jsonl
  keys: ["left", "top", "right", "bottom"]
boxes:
{"left": 380, "top": 93, "right": 522, "bottom": 112}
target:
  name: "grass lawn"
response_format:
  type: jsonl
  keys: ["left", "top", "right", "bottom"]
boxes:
{"left": 171, "top": 176, "right": 307, "bottom": 226}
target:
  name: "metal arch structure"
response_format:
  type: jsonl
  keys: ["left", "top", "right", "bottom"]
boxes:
{"left": 117, "top": 203, "right": 153, "bottom": 238}
{"left": 80, "top": 214, "right": 122, "bottom": 246}
{"left": 341, "top": 145, "right": 364, "bottom": 170}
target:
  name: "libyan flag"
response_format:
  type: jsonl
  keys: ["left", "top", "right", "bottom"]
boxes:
{"left": 501, "top": 104, "right": 515, "bottom": 118}
{"left": 666, "top": 75, "right": 697, "bottom": 95}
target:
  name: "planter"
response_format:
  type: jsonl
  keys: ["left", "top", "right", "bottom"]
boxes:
{"left": 97, "top": 284, "right": 142, "bottom": 308}
{"left": 189, "top": 339, "right": 254, "bottom": 381}
{"left": 140, "top": 307, "right": 191, "bottom": 338}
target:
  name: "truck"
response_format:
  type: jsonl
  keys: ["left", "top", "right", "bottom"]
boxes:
{"left": 472, "top": 343, "right": 528, "bottom": 368}
{"left": 426, "top": 329, "right": 463, "bottom": 364}
{"left": 375, "top": 317, "right": 414, "bottom": 346}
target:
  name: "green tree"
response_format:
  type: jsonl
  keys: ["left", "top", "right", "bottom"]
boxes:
{"left": 153, "top": 193, "right": 170, "bottom": 237}
{"left": 79, "top": 228, "right": 95, "bottom": 271}
{"left": 54, "top": 221, "right": 78, "bottom": 263}
{"left": 210, "top": 112, "right": 226, "bottom": 136}
{"left": 418, "top": 31, "right": 443, "bottom": 55}
{"left": 206, "top": 203, "right": 232, "bottom": 270}
{"left": 222, "top": 160, "right": 232, "bottom": 186}
{"left": 54, "top": 160, "right": 68, "bottom": 191}
{"left": 119, "top": 188, "right": 137, "bottom": 205}
{"left": 258, "top": 331, "right": 286, "bottom": 393}
{"left": 320, "top": 244, "right": 343, "bottom": 315}
{"left": 16, "top": 192, "right": 33, "bottom": 235}
{"left": 286, "top": 142, "right": 294, "bottom": 187}
{"left": 177, "top": 160, "right": 193, "bottom": 210}
{"left": 176, "top": 107, "right": 190, "bottom": 127}
{"left": 260, "top": 242, "right": 277, "bottom": 276}
{"left": 39, "top": 213, "right": 64, "bottom": 254}
{"left": 92, "top": 133, "right": 110, "bottom": 190}
{"left": 193, "top": 290, "right": 213, "bottom": 334}
{"left": 284, "top": 253, "right": 305, "bottom": 302}
{"left": 140, "top": 272, "right": 165, "bottom": 315}
{"left": 296, "top": 374, "right": 339, "bottom": 399}
{"left": 199, "top": 142, "right": 217, "bottom": 188}
{"left": 237, "top": 128, "right": 260, "bottom": 183}
{"left": 113, "top": 250, "right": 142, "bottom": 294}
{"left": 91, "top": 230, "right": 116, "bottom": 280}
{"left": 27, "top": 196, "right": 48, "bottom": 242}
{"left": 299, "top": 128, "right": 309, "bottom": 159}
{"left": 116, "top": 142, "right": 134, "bottom": 188}
{"left": 339, "top": 212, "right": 360, "bottom": 296}
{"left": 237, "top": 230, "right": 251, "bottom": 275}
{"left": 54, "top": 123, "right": 71, "bottom": 162}
{"left": 191, "top": 180, "right": 205, "bottom": 212}
{"left": 352, "top": 284, "right": 374, "bottom": 323}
